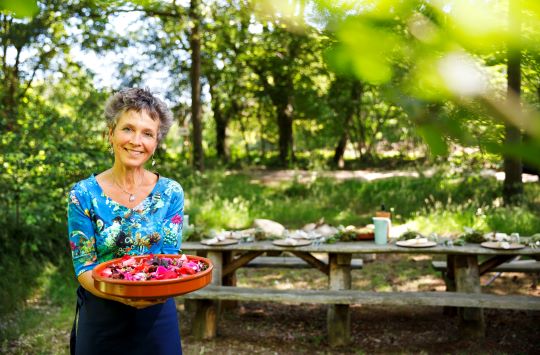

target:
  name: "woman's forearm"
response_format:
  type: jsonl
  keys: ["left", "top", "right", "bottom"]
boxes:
{"left": 77, "top": 270, "right": 168, "bottom": 308}
{"left": 77, "top": 270, "right": 126, "bottom": 303}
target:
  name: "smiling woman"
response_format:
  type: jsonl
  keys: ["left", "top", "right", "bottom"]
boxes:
{"left": 67, "top": 88, "right": 184, "bottom": 355}
{"left": 109, "top": 110, "right": 159, "bottom": 186}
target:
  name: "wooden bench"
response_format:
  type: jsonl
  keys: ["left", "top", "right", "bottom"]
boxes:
{"left": 432, "top": 259, "right": 540, "bottom": 274}
{"left": 433, "top": 259, "right": 540, "bottom": 290}
{"left": 245, "top": 256, "right": 363, "bottom": 269}
{"left": 182, "top": 285, "right": 540, "bottom": 310}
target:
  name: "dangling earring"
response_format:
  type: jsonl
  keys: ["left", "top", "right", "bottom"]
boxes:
{"left": 151, "top": 154, "right": 156, "bottom": 167}
{"left": 108, "top": 144, "right": 114, "bottom": 155}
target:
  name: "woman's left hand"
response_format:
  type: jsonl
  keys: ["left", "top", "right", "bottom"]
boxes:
{"left": 122, "top": 298, "right": 168, "bottom": 309}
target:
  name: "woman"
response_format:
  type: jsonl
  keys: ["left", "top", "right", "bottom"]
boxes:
{"left": 67, "top": 88, "right": 183, "bottom": 354}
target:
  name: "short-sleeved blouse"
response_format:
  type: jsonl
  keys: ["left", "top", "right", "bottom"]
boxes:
{"left": 67, "top": 174, "right": 184, "bottom": 277}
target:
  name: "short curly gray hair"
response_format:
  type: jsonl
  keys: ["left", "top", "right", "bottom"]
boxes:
{"left": 104, "top": 88, "right": 173, "bottom": 142}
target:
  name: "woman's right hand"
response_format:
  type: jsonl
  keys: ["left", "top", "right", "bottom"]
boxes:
{"left": 77, "top": 270, "right": 167, "bottom": 308}
{"left": 120, "top": 297, "right": 168, "bottom": 309}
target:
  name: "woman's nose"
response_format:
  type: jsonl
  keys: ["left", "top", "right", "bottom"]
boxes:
{"left": 130, "top": 132, "right": 142, "bottom": 144}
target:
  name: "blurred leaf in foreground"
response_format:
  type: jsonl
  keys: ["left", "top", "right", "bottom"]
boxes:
{"left": 0, "top": 0, "right": 38, "bottom": 18}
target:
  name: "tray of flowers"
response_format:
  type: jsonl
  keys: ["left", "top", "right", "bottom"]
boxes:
{"left": 92, "top": 254, "right": 213, "bottom": 299}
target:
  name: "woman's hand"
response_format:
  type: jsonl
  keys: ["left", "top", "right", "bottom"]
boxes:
{"left": 77, "top": 271, "right": 168, "bottom": 308}
{"left": 121, "top": 297, "right": 168, "bottom": 309}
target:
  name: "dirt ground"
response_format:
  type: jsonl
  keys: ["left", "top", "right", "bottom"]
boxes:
{"left": 178, "top": 255, "right": 540, "bottom": 355}
{"left": 180, "top": 303, "right": 540, "bottom": 355}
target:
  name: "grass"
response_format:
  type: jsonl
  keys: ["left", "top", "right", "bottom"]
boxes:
{"left": 169, "top": 168, "right": 540, "bottom": 235}
{"left": 1, "top": 258, "right": 76, "bottom": 355}
{"left": 1, "top": 167, "right": 539, "bottom": 353}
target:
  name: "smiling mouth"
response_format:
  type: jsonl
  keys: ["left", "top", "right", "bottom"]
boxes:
{"left": 124, "top": 148, "right": 144, "bottom": 155}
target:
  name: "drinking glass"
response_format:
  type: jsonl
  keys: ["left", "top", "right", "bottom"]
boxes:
{"left": 510, "top": 233, "right": 520, "bottom": 245}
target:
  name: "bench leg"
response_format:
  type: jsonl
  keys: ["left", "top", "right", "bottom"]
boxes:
{"left": 443, "top": 255, "right": 457, "bottom": 316}
{"left": 192, "top": 251, "right": 222, "bottom": 339}
{"left": 454, "top": 255, "right": 485, "bottom": 338}
{"left": 327, "top": 253, "right": 352, "bottom": 347}
{"left": 222, "top": 251, "right": 238, "bottom": 310}
{"left": 192, "top": 299, "right": 218, "bottom": 339}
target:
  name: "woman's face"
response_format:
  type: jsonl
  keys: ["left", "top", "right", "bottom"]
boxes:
{"left": 109, "top": 109, "right": 159, "bottom": 169}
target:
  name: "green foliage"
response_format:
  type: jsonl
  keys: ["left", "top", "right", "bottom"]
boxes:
{"left": 0, "top": 0, "right": 38, "bottom": 18}
{"left": 0, "top": 259, "right": 75, "bottom": 354}
{"left": 485, "top": 206, "right": 540, "bottom": 235}
{"left": 0, "top": 74, "right": 109, "bottom": 253}
{"left": 151, "top": 168, "right": 540, "bottom": 237}
{"left": 309, "top": 0, "right": 540, "bottom": 162}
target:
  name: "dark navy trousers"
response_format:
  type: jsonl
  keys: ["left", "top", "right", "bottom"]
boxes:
{"left": 71, "top": 286, "right": 182, "bottom": 355}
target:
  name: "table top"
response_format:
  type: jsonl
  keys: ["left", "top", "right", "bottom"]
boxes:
{"left": 181, "top": 241, "right": 540, "bottom": 256}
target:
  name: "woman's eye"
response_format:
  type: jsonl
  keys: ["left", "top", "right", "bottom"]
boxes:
{"left": 122, "top": 127, "right": 132, "bottom": 132}
{"left": 144, "top": 132, "right": 155, "bottom": 137}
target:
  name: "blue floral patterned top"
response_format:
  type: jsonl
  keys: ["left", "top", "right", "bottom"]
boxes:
{"left": 67, "top": 174, "right": 184, "bottom": 277}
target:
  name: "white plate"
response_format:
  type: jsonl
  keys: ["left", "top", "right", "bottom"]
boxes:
{"left": 200, "top": 239, "right": 238, "bottom": 246}
{"left": 272, "top": 239, "right": 312, "bottom": 247}
{"left": 396, "top": 240, "right": 437, "bottom": 248}
{"left": 480, "top": 241, "right": 525, "bottom": 250}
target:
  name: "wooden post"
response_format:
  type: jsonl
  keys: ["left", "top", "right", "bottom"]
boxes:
{"left": 453, "top": 255, "right": 485, "bottom": 338}
{"left": 327, "top": 253, "right": 352, "bottom": 347}
{"left": 443, "top": 255, "right": 457, "bottom": 316}
{"left": 193, "top": 251, "right": 222, "bottom": 339}
{"left": 222, "top": 251, "right": 238, "bottom": 309}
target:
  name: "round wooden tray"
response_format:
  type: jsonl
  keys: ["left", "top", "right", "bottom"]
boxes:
{"left": 92, "top": 254, "right": 213, "bottom": 299}
{"left": 396, "top": 240, "right": 437, "bottom": 248}
{"left": 480, "top": 242, "right": 525, "bottom": 250}
{"left": 272, "top": 239, "right": 312, "bottom": 247}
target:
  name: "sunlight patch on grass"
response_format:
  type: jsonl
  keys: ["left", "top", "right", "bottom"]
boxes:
{"left": 196, "top": 196, "right": 252, "bottom": 230}
{"left": 237, "top": 269, "right": 328, "bottom": 290}
{"left": 410, "top": 209, "right": 485, "bottom": 235}
{"left": 394, "top": 276, "right": 445, "bottom": 292}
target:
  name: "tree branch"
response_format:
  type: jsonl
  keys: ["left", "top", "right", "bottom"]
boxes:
{"left": 19, "top": 61, "right": 41, "bottom": 100}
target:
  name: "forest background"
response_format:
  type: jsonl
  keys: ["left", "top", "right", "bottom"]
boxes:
{"left": 1, "top": 0, "right": 540, "bottom": 351}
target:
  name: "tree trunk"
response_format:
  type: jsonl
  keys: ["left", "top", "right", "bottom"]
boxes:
{"left": 503, "top": 0, "right": 523, "bottom": 204}
{"left": 1, "top": 62, "right": 19, "bottom": 132}
{"left": 333, "top": 81, "right": 362, "bottom": 167}
{"left": 238, "top": 114, "right": 251, "bottom": 163}
{"left": 190, "top": 0, "right": 204, "bottom": 171}
{"left": 215, "top": 114, "right": 228, "bottom": 162}
{"left": 333, "top": 125, "right": 348, "bottom": 168}
{"left": 276, "top": 101, "right": 293, "bottom": 166}
{"left": 209, "top": 83, "right": 229, "bottom": 162}
{"left": 257, "top": 106, "right": 266, "bottom": 159}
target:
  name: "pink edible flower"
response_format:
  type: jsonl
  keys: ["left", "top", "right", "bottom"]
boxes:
{"left": 156, "top": 270, "right": 178, "bottom": 280}
{"left": 186, "top": 261, "right": 199, "bottom": 270}
{"left": 154, "top": 265, "right": 177, "bottom": 280}
{"left": 133, "top": 273, "right": 147, "bottom": 281}
{"left": 101, "top": 268, "right": 112, "bottom": 277}
{"left": 122, "top": 257, "right": 136, "bottom": 267}
{"left": 156, "top": 266, "right": 168, "bottom": 275}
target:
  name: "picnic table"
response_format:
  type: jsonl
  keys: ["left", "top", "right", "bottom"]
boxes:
{"left": 180, "top": 240, "right": 540, "bottom": 347}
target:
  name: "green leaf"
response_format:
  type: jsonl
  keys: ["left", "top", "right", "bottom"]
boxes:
{"left": 0, "top": 0, "right": 38, "bottom": 18}
{"left": 417, "top": 125, "right": 448, "bottom": 156}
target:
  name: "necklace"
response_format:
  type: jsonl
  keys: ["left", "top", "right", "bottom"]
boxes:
{"left": 113, "top": 176, "right": 141, "bottom": 202}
